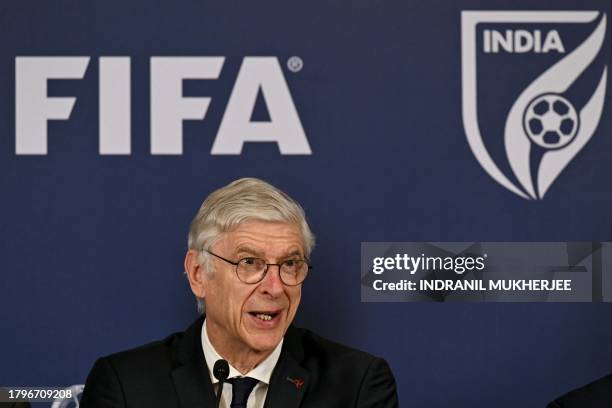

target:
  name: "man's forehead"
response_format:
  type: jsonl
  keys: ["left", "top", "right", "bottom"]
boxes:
{"left": 222, "top": 220, "right": 305, "bottom": 255}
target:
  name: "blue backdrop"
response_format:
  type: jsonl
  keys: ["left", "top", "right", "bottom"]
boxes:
{"left": 1, "top": 1, "right": 611, "bottom": 407}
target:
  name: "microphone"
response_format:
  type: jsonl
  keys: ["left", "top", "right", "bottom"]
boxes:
{"left": 213, "top": 359, "right": 229, "bottom": 408}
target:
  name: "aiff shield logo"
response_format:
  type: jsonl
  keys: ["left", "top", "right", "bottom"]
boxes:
{"left": 461, "top": 11, "right": 607, "bottom": 199}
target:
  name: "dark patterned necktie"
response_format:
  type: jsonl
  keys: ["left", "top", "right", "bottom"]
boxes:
{"left": 228, "top": 377, "right": 259, "bottom": 408}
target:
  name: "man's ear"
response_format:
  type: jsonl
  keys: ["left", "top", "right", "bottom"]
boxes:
{"left": 184, "top": 249, "right": 207, "bottom": 298}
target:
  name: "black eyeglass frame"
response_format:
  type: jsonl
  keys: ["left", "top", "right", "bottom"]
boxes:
{"left": 204, "top": 249, "right": 312, "bottom": 286}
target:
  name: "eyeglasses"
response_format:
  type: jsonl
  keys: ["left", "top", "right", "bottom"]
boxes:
{"left": 204, "top": 250, "right": 311, "bottom": 286}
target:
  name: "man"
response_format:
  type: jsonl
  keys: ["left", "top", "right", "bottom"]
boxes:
{"left": 81, "top": 178, "right": 398, "bottom": 407}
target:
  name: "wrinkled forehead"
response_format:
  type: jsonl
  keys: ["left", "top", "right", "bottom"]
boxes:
{"left": 220, "top": 220, "right": 306, "bottom": 258}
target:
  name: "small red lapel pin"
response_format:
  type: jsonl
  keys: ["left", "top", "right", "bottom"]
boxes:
{"left": 286, "top": 376, "right": 305, "bottom": 390}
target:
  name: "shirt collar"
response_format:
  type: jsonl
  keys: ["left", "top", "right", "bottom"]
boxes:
{"left": 201, "top": 318, "right": 283, "bottom": 385}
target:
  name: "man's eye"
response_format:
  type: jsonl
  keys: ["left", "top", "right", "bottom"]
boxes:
{"left": 241, "top": 258, "right": 257, "bottom": 265}
{"left": 284, "top": 260, "right": 297, "bottom": 267}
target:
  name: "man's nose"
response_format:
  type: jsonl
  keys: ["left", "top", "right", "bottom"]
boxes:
{"left": 258, "top": 265, "right": 284, "bottom": 296}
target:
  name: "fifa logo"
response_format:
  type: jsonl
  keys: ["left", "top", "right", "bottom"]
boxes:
{"left": 461, "top": 11, "right": 607, "bottom": 199}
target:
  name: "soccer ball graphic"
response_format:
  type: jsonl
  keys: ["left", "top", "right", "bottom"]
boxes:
{"left": 523, "top": 93, "right": 579, "bottom": 150}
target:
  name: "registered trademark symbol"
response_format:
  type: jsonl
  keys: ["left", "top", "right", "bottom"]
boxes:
{"left": 287, "top": 56, "right": 303, "bottom": 72}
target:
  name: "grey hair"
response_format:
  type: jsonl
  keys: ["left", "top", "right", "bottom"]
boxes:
{"left": 187, "top": 178, "right": 315, "bottom": 314}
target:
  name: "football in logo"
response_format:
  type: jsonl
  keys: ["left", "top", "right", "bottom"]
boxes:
{"left": 523, "top": 93, "right": 579, "bottom": 150}
{"left": 461, "top": 11, "right": 607, "bottom": 199}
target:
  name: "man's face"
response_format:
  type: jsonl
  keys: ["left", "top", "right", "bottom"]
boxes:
{"left": 202, "top": 220, "right": 304, "bottom": 357}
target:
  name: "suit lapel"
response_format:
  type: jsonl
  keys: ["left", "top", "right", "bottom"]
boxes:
{"left": 171, "top": 317, "right": 217, "bottom": 408}
{"left": 170, "top": 319, "right": 311, "bottom": 408}
{"left": 264, "top": 327, "right": 310, "bottom": 408}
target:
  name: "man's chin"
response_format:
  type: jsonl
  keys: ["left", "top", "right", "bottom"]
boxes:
{"left": 243, "top": 330, "right": 285, "bottom": 354}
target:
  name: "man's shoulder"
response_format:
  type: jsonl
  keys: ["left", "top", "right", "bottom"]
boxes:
{"left": 99, "top": 317, "right": 204, "bottom": 371}
{"left": 96, "top": 330, "right": 184, "bottom": 375}
{"left": 81, "top": 330, "right": 194, "bottom": 407}
{"left": 286, "top": 325, "right": 384, "bottom": 369}
{"left": 283, "top": 326, "right": 398, "bottom": 406}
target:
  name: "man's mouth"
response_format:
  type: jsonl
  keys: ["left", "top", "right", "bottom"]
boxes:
{"left": 248, "top": 311, "right": 280, "bottom": 321}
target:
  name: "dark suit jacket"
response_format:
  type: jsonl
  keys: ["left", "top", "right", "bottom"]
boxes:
{"left": 546, "top": 374, "right": 612, "bottom": 408}
{"left": 80, "top": 317, "right": 398, "bottom": 407}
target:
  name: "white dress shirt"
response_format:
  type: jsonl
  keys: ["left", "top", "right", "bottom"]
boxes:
{"left": 201, "top": 319, "right": 283, "bottom": 408}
